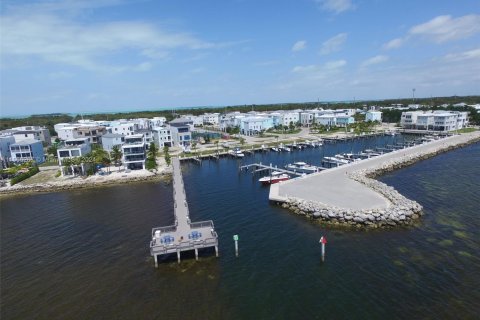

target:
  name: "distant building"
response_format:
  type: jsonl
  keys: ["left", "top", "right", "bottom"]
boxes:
{"left": 9, "top": 140, "right": 45, "bottom": 164}
{"left": 335, "top": 116, "right": 355, "bottom": 127}
{"left": 122, "top": 134, "right": 146, "bottom": 170}
{"left": 11, "top": 126, "right": 51, "bottom": 145}
{"left": 315, "top": 115, "right": 337, "bottom": 127}
{"left": 365, "top": 111, "right": 382, "bottom": 122}
{"left": 240, "top": 117, "right": 274, "bottom": 136}
{"left": 400, "top": 110, "right": 468, "bottom": 131}
{"left": 203, "top": 113, "right": 220, "bottom": 126}
{"left": 150, "top": 117, "right": 167, "bottom": 127}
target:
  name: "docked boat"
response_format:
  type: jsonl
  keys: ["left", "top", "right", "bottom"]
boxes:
{"left": 322, "top": 156, "right": 349, "bottom": 166}
{"left": 258, "top": 171, "right": 290, "bottom": 185}
{"left": 285, "top": 162, "right": 319, "bottom": 174}
{"left": 338, "top": 153, "right": 361, "bottom": 162}
{"left": 229, "top": 147, "right": 245, "bottom": 157}
{"left": 279, "top": 144, "right": 291, "bottom": 152}
{"left": 271, "top": 147, "right": 279, "bottom": 152}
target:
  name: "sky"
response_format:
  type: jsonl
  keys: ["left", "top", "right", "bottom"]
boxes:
{"left": 1, "top": 0, "right": 479, "bottom": 116}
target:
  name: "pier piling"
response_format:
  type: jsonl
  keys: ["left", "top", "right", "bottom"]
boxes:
{"left": 320, "top": 236, "right": 327, "bottom": 262}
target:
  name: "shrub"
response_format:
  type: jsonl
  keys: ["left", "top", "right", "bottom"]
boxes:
{"left": 10, "top": 166, "right": 40, "bottom": 186}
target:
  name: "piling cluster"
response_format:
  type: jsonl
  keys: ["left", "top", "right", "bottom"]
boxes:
{"left": 279, "top": 132, "right": 480, "bottom": 229}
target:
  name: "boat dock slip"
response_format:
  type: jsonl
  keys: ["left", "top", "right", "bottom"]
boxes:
{"left": 269, "top": 132, "right": 480, "bottom": 211}
{"left": 149, "top": 157, "right": 218, "bottom": 266}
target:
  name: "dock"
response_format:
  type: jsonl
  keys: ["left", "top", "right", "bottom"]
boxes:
{"left": 149, "top": 157, "right": 219, "bottom": 266}
{"left": 269, "top": 132, "right": 479, "bottom": 211}
{"left": 240, "top": 163, "right": 305, "bottom": 176}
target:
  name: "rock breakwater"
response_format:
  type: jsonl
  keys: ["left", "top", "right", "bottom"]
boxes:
{"left": 278, "top": 132, "right": 480, "bottom": 228}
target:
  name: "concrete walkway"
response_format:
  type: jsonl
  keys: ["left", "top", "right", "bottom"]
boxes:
{"left": 270, "top": 132, "right": 480, "bottom": 210}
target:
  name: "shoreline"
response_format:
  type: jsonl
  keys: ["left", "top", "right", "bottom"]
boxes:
{"left": 271, "top": 132, "right": 480, "bottom": 229}
{"left": 0, "top": 167, "right": 173, "bottom": 199}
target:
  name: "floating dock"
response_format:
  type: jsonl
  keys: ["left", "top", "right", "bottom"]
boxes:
{"left": 149, "top": 157, "right": 219, "bottom": 266}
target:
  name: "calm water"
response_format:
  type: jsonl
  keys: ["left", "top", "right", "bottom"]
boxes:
{"left": 1, "top": 138, "right": 479, "bottom": 319}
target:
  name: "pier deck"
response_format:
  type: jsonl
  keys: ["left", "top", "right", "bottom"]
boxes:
{"left": 270, "top": 132, "right": 480, "bottom": 210}
{"left": 150, "top": 157, "right": 218, "bottom": 266}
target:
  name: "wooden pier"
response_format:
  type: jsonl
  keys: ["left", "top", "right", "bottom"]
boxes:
{"left": 149, "top": 157, "right": 219, "bottom": 266}
{"left": 240, "top": 163, "right": 327, "bottom": 176}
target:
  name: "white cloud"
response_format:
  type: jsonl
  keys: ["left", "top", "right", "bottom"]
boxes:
{"left": 383, "top": 38, "right": 405, "bottom": 50}
{"left": 320, "top": 33, "right": 347, "bottom": 55}
{"left": 443, "top": 48, "right": 480, "bottom": 62}
{"left": 383, "top": 14, "right": 480, "bottom": 50}
{"left": 410, "top": 14, "right": 480, "bottom": 43}
{"left": 316, "top": 0, "right": 355, "bottom": 14}
{"left": 292, "top": 60, "right": 346, "bottom": 80}
{"left": 0, "top": 2, "right": 238, "bottom": 73}
{"left": 292, "top": 40, "right": 307, "bottom": 52}
{"left": 360, "top": 55, "right": 389, "bottom": 67}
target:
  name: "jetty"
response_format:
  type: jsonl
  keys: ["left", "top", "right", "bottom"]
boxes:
{"left": 149, "top": 157, "right": 219, "bottom": 266}
{"left": 269, "top": 131, "right": 480, "bottom": 227}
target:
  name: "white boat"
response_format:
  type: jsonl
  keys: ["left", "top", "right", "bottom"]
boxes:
{"left": 322, "top": 156, "right": 349, "bottom": 166}
{"left": 229, "top": 147, "right": 244, "bottom": 157}
{"left": 271, "top": 147, "right": 279, "bottom": 152}
{"left": 285, "top": 162, "right": 319, "bottom": 174}
{"left": 279, "top": 144, "right": 291, "bottom": 152}
{"left": 258, "top": 171, "right": 290, "bottom": 185}
{"left": 338, "top": 153, "right": 361, "bottom": 162}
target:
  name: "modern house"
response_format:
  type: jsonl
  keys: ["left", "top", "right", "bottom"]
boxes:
{"left": 122, "top": 134, "right": 146, "bottom": 170}
{"left": 335, "top": 116, "right": 355, "bottom": 127}
{"left": 365, "top": 111, "right": 382, "bottom": 122}
{"left": 152, "top": 127, "right": 173, "bottom": 148}
{"left": 101, "top": 133, "right": 124, "bottom": 152}
{"left": 11, "top": 126, "right": 51, "bottom": 145}
{"left": 56, "top": 138, "right": 92, "bottom": 165}
{"left": 239, "top": 117, "right": 274, "bottom": 135}
{"left": 9, "top": 140, "right": 45, "bottom": 164}
{"left": 400, "top": 110, "right": 468, "bottom": 131}
{"left": 203, "top": 113, "right": 220, "bottom": 126}
{"left": 169, "top": 118, "right": 193, "bottom": 148}
{"left": 0, "top": 135, "right": 16, "bottom": 167}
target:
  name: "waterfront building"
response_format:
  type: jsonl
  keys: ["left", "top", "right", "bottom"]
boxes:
{"left": 9, "top": 140, "right": 45, "bottom": 164}
{"left": 365, "top": 111, "right": 382, "bottom": 122}
{"left": 122, "top": 134, "right": 146, "bottom": 170}
{"left": 335, "top": 116, "right": 355, "bottom": 127}
{"left": 106, "top": 121, "right": 137, "bottom": 136}
{"left": 57, "top": 138, "right": 92, "bottom": 165}
{"left": 400, "top": 110, "right": 469, "bottom": 131}
{"left": 135, "top": 129, "right": 154, "bottom": 145}
{"left": 11, "top": 126, "right": 51, "bottom": 145}
{"left": 101, "top": 133, "right": 124, "bottom": 152}
{"left": 169, "top": 118, "right": 193, "bottom": 148}
{"left": 240, "top": 116, "right": 274, "bottom": 135}
{"left": 300, "top": 111, "right": 315, "bottom": 127}
{"left": 0, "top": 135, "right": 16, "bottom": 167}
{"left": 54, "top": 122, "right": 106, "bottom": 143}
{"left": 152, "top": 127, "right": 173, "bottom": 148}
{"left": 315, "top": 114, "right": 337, "bottom": 127}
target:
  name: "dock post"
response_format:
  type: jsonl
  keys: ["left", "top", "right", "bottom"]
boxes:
{"left": 233, "top": 234, "right": 239, "bottom": 257}
{"left": 195, "top": 248, "right": 199, "bottom": 261}
{"left": 177, "top": 250, "right": 181, "bottom": 264}
{"left": 154, "top": 254, "right": 158, "bottom": 268}
{"left": 215, "top": 245, "right": 219, "bottom": 257}
{"left": 320, "top": 236, "right": 327, "bottom": 262}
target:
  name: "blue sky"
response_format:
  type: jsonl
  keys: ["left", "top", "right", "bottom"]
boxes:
{"left": 1, "top": 0, "right": 479, "bottom": 116}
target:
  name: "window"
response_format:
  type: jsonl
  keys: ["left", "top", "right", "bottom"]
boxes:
{"left": 71, "top": 150, "right": 80, "bottom": 157}
{"left": 59, "top": 150, "right": 70, "bottom": 157}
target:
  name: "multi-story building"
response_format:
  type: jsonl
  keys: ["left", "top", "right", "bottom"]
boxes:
{"left": 57, "top": 138, "right": 92, "bottom": 165}
{"left": 122, "top": 134, "right": 146, "bottom": 170}
{"left": 106, "top": 121, "right": 137, "bottom": 136}
{"left": 11, "top": 126, "right": 51, "bottom": 145}
{"left": 335, "top": 116, "right": 355, "bottom": 127}
{"left": 9, "top": 140, "right": 45, "bottom": 164}
{"left": 152, "top": 127, "right": 173, "bottom": 148}
{"left": 400, "top": 111, "right": 469, "bottom": 131}
{"left": 0, "top": 135, "right": 16, "bottom": 167}
{"left": 365, "top": 111, "right": 382, "bottom": 122}
{"left": 315, "top": 115, "right": 337, "bottom": 127}
{"left": 101, "top": 133, "right": 124, "bottom": 152}
{"left": 169, "top": 118, "right": 193, "bottom": 148}
{"left": 239, "top": 117, "right": 274, "bottom": 135}
{"left": 203, "top": 113, "right": 220, "bottom": 126}
{"left": 183, "top": 115, "right": 204, "bottom": 127}
{"left": 150, "top": 117, "right": 167, "bottom": 127}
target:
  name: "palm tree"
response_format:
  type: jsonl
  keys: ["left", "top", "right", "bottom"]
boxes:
{"left": 110, "top": 145, "right": 122, "bottom": 170}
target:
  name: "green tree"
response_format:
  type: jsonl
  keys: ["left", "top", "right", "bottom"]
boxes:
{"left": 146, "top": 142, "right": 158, "bottom": 170}
{"left": 110, "top": 145, "right": 122, "bottom": 169}
{"left": 163, "top": 145, "right": 171, "bottom": 166}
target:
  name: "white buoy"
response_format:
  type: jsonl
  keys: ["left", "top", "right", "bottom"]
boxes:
{"left": 233, "top": 234, "right": 239, "bottom": 257}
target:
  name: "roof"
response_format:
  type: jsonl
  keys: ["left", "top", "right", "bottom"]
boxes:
{"left": 169, "top": 117, "right": 193, "bottom": 124}
{"left": 11, "top": 139, "right": 42, "bottom": 146}
{"left": 13, "top": 130, "right": 41, "bottom": 134}
{"left": 102, "top": 133, "right": 123, "bottom": 138}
